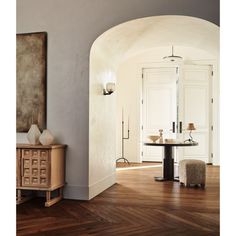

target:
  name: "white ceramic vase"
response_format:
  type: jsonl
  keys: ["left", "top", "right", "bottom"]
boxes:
{"left": 39, "top": 129, "right": 54, "bottom": 145}
{"left": 27, "top": 124, "right": 41, "bottom": 145}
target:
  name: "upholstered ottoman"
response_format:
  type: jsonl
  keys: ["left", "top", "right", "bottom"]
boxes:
{"left": 179, "top": 159, "right": 206, "bottom": 188}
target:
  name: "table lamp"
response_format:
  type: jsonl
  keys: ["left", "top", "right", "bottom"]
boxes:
{"left": 184, "top": 123, "right": 196, "bottom": 143}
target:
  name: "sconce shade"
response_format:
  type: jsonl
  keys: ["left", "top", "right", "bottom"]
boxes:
{"left": 103, "top": 82, "right": 115, "bottom": 95}
{"left": 186, "top": 123, "right": 196, "bottom": 131}
{"left": 106, "top": 82, "right": 115, "bottom": 93}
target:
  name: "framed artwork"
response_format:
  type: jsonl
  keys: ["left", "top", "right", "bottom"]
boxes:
{"left": 16, "top": 32, "right": 47, "bottom": 132}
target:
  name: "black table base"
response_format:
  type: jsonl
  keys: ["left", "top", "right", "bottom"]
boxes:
{"left": 154, "top": 146, "right": 178, "bottom": 182}
{"left": 144, "top": 141, "right": 198, "bottom": 182}
{"left": 154, "top": 177, "right": 180, "bottom": 182}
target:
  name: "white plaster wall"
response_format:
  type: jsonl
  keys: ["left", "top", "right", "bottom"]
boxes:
{"left": 116, "top": 48, "right": 219, "bottom": 163}
{"left": 116, "top": 61, "right": 141, "bottom": 163}
{"left": 89, "top": 44, "right": 117, "bottom": 199}
{"left": 17, "top": 0, "right": 219, "bottom": 200}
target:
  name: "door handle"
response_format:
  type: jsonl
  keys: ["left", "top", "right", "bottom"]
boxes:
{"left": 179, "top": 121, "right": 182, "bottom": 133}
{"left": 171, "top": 121, "right": 175, "bottom": 133}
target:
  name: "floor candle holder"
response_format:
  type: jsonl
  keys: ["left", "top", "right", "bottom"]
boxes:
{"left": 116, "top": 116, "right": 130, "bottom": 164}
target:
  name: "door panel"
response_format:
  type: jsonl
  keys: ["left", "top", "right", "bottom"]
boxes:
{"left": 183, "top": 132, "right": 209, "bottom": 162}
{"left": 145, "top": 87, "right": 174, "bottom": 128}
{"left": 144, "top": 146, "right": 163, "bottom": 161}
{"left": 184, "top": 86, "right": 209, "bottom": 127}
{"left": 178, "top": 65, "right": 211, "bottom": 163}
{"left": 142, "top": 67, "right": 177, "bottom": 162}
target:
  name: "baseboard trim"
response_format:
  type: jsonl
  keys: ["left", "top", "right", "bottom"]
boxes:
{"left": 89, "top": 173, "right": 116, "bottom": 200}
{"left": 63, "top": 184, "right": 89, "bottom": 200}
{"left": 63, "top": 173, "right": 116, "bottom": 201}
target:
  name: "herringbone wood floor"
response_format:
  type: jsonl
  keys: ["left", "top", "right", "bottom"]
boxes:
{"left": 116, "top": 162, "right": 161, "bottom": 168}
{"left": 17, "top": 166, "right": 219, "bottom": 236}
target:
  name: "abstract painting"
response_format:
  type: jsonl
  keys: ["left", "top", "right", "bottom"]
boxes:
{"left": 16, "top": 32, "right": 47, "bottom": 132}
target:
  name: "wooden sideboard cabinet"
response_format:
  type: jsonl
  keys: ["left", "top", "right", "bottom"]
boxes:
{"left": 16, "top": 144, "right": 66, "bottom": 207}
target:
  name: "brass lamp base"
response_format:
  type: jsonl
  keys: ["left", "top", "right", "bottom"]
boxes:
{"left": 184, "top": 138, "right": 195, "bottom": 143}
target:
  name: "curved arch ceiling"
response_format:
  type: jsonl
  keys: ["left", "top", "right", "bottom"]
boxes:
{"left": 91, "top": 15, "right": 219, "bottom": 66}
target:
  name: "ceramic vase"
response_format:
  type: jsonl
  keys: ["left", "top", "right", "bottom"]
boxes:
{"left": 159, "top": 129, "right": 163, "bottom": 143}
{"left": 27, "top": 124, "right": 41, "bottom": 145}
{"left": 39, "top": 129, "right": 54, "bottom": 145}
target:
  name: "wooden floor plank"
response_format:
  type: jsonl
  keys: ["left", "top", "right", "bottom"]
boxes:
{"left": 17, "top": 165, "right": 219, "bottom": 235}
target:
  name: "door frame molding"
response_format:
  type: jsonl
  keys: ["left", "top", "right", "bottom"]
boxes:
{"left": 135, "top": 60, "right": 219, "bottom": 165}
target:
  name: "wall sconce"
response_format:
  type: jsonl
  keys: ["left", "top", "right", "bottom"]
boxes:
{"left": 184, "top": 123, "right": 196, "bottom": 143}
{"left": 103, "top": 82, "right": 115, "bottom": 95}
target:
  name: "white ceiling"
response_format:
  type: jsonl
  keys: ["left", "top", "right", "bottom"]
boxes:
{"left": 92, "top": 15, "right": 219, "bottom": 66}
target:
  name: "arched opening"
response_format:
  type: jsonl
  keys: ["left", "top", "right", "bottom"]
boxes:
{"left": 89, "top": 15, "right": 219, "bottom": 199}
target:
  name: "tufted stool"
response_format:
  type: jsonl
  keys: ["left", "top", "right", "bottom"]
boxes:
{"left": 179, "top": 159, "right": 206, "bottom": 188}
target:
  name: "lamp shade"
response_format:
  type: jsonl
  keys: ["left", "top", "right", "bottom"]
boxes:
{"left": 186, "top": 123, "right": 196, "bottom": 131}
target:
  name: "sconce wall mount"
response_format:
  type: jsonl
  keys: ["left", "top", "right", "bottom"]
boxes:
{"left": 103, "top": 82, "right": 115, "bottom": 95}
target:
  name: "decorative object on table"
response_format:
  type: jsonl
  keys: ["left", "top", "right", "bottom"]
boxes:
{"left": 17, "top": 32, "right": 47, "bottom": 132}
{"left": 179, "top": 159, "right": 206, "bottom": 188}
{"left": 165, "top": 138, "right": 175, "bottom": 143}
{"left": 148, "top": 135, "right": 160, "bottom": 143}
{"left": 27, "top": 124, "right": 41, "bottom": 145}
{"left": 39, "top": 129, "right": 54, "bottom": 145}
{"left": 184, "top": 123, "right": 196, "bottom": 143}
{"left": 116, "top": 109, "right": 130, "bottom": 164}
{"left": 103, "top": 82, "right": 115, "bottom": 95}
{"left": 158, "top": 129, "right": 163, "bottom": 143}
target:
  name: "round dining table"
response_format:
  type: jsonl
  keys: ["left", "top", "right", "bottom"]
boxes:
{"left": 144, "top": 140, "right": 198, "bottom": 181}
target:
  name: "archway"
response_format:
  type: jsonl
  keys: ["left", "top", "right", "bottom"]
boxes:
{"left": 89, "top": 15, "right": 219, "bottom": 199}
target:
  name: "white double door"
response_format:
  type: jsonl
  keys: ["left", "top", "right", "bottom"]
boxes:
{"left": 142, "top": 65, "right": 211, "bottom": 163}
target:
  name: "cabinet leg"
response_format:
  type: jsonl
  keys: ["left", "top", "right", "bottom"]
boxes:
{"left": 45, "top": 188, "right": 63, "bottom": 207}
{"left": 46, "top": 191, "right": 51, "bottom": 202}
{"left": 16, "top": 189, "right": 33, "bottom": 205}
{"left": 59, "top": 187, "right": 63, "bottom": 198}
{"left": 17, "top": 189, "right": 21, "bottom": 200}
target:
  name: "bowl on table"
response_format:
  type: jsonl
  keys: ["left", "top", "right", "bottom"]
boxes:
{"left": 148, "top": 135, "right": 160, "bottom": 143}
{"left": 164, "top": 138, "right": 175, "bottom": 143}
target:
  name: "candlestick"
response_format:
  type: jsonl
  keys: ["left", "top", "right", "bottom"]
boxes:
{"left": 116, "top": 109, "right": 130, "bottom": 165}
{"left": 122, "top": 108, "right": 124, "bottom": 122}
{"left": 128, "top": 116, "right": 129, "bottom": 130}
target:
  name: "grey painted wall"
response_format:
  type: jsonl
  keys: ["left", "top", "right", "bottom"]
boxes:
{"left": 17, "top": 0, "right": 219, "bottom": 199}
